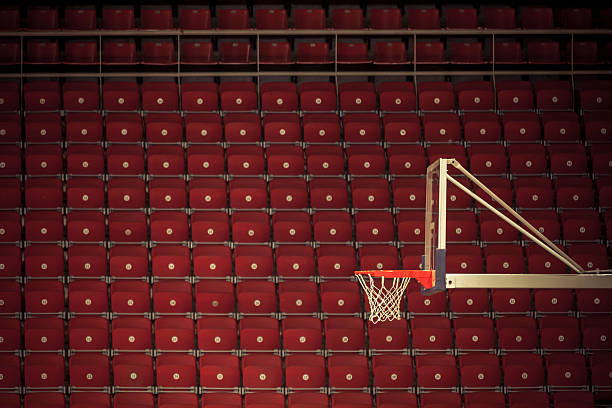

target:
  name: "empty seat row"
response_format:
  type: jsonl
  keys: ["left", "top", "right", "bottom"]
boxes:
{"left": 0, "top": 206, "right": 608, "bottom": 244}
{"left": 3, "top": 5, "right": 608, "bottom": 30}
{"left": 3, "top": 314, "right": 612, "bottom": 351}
{"left": 0, "top": 241, "right": 608, "bottom": 280}
{"left": 1, "top": 349, "right": 611, "bottom": 392}
{"left": 6, "top": 79, "right": 611, "bottom": 114}
{"left": 0, "top": 390, "right": 602, "bottom": 408}
{"left": 4, "top": 37, "right": 611, "bottom": 66}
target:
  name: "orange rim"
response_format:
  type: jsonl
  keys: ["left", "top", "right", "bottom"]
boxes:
{"left": 354, "top": 269, "right": 435, "bottom": 289}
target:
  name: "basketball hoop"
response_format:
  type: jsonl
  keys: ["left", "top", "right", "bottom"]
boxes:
{"left": 355, "top": 269, "right": 435, "bottom": 324}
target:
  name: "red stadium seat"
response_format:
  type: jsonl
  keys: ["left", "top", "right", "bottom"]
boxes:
{"left": 256, "top": 8, "right": 288, "bottom": 29}
{"left": 294, "top": 8, "right": 326, "bottom": 29}
{"left": 179, "top": 6, "right": 211, "bottom": 29}
{"left": 406, "top": 8, "right": 439, "bottom": 28}
{"left": 64, "top": 6, "right": 96, "bottom": 30}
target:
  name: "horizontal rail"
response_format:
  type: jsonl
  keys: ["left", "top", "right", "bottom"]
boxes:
{"left": 1, "top": 70, "right": 612, "bottom": 79}
{"left": 446, "top": 273, "right": 612, "bottom": 289}
{"left": 1, "top": 28, "right": 612, "bottom": 37}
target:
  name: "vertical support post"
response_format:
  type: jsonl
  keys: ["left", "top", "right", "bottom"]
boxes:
{"left": 437, "top": 159, "right": 447, "bottom": 251}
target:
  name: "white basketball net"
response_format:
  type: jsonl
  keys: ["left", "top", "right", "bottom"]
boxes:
{"left": 356, "top": 274, "right": 411, "bottom": 324}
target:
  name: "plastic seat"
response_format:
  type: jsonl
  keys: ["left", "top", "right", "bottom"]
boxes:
{"left": 245, "top": 392, "right": 285, "bottom": 408}
{"left": 194, "top": 279, "right": 234, "bottom": 314}
{"left": 190, "top": 211, "right": 229, "bottom": 243}
{"left": 285, "top": 354, "right": 326, "bottom": 389}
{"left": 328, "top": 354, "right": 369, "bottom": 388}
{"left": 0, "top": 41, "right": 19, "bottom": 66}
{"left": 367, "top": 319, "right": 409, "bottom": 351}
{"left": 376, "top": 392, "right": 417, "bottom": 408}
{"left": 591, "top": 144, "right": 612, "bottom": 174}
{"left": 423, "top": 113, "right": 461, "bottom": 143}
{"left": 141, "top": 5, "right": 173, "bottom": 29}
{"left": 549, "top": 144, "right": 588, "bottom": 175}
{"left": 480, "top": 211, "right": 520, "bottom": 242}
{"left": 179, "top": 6, "right": 211, "bottom": 29}
{"left": 577, "top": 287, "right": 612, "bottom": 314}
{"left": 69, "top": 353, "right": 110, "bottom": 388}
{"left": 552, "top": 391, "right": 595, "bottom": 408}
{"left": 224, "top": 113, "right": 261, "bottom": 141}
{"left": 359, "top": 244, "right": 399, "bottom": 271}
{"left": 217, "top": 8, "right": 250, "bottom": 29}
{"left": 308, "top": 178, "right": 347, "bottom": 209}
{"left": 316, "top": 245, "right": 355, "bottom": 277}
{"left": 68, "top": 316, "right": 108, "bottom": 351}
{"left": 406, "top": 287, "right": 448, "bottom": 315}
{"left": 70, "top": 393, "right": 111, "bottom": 408}
{"left": 158, "top": 394, "right": 197, "bottom": 408}
{"left": 0, "top": 212, "right": 20, "bottom": 243}
{"left": 351, "top": 178, "right": 390, "bottom": 209}
{"left": 372, "top": 353, "right": 413, "bottom": 389}
{"left": 492, "top": 287, "right": 532, "bottom": 315}
{"left": 415, "top": 41, "right": 445, "bottom": 63}
{"left": 108, "top": 210, "right": 147, "bottom": 242}
{"left": 24, "top": 393, "right": 65, "bottom": 408}
{"left": 534, "top": 287, "right": 574, "bottom": 314}
{"left": 106, "top": 177, "right": 145, "bottom": 209}
{"left": 493, "top": 41, "right": 523, "bottom": 64}
{"left": 372, "top": 41, "right": 408, "bottom": 65}
{"left": 201, "top": 393, "right": 241, "bottom": 408}
{"left": 451, "top": 41, "right": 484, "bottom": 63}
{"left": 239, "top": 316, "right": 280, "bottom": 350}
{"left": 561, "top": 210, "right": 601, "bottom": 241}
{"left": 66, "top": 211, "right": 105, "bottom": 242}
{"left": 271, "top": 211, "right": 310, "bottom": 243}
{"left": 497, "top": 316, "right": 538, "bottom": 351}
{"left": 577, "top": 80, "right": 612, "bottom": 111}
{"left": 24, "top": 81, "right": 61, "bottom": 112}
{"left": 484, "top": 7, "right": 516, "bottom": 28}
{"left": 445, "top": 211, "right": 478, "bottom": 242}
{"left": 142, "top": 83, "right": 179, "bottom": 112}
{"left": 332, "top": 8, "right": 364, "bottom": 29}
{"left": 0, "top": 354, "right": 21, "bottom": 389}
{"left": 24, "top": 178, "right": 61, "bottom": 209}
{"left": 456, "top": 81, "right": 495, "bottom": 112}
{"left": 337, "top": 41, "right": 370, "bottom": 64}
{"left": 219, "top": 40, "right": 253, "bottom": 64}
{"left": 111, "top": 317, "right": 152, "bottom": 350}
{"left": 484, "top": 244, "right": 524, "bottom": 274}
{"left": 232, "top": 211, "right": 270, "bottom": 243}
{"left": 320, "top": 282, "right": 362, "bottom": 314}
{"left": 339, "top": 82, "right": 377, "bottom": 112}
{"left": 521, "top": 6, "right": 554, "bottom": 29}
{"left": 148, "top": 178, "right": 187, "bottom": 209}
{"left": 199, "top": 353, "right": 240, "bottom": 389}
{"left": 196, "top": 316, "right": 237, "bottom": 351}
{"left": 108, "top": 244, "right": 148, "bottom": 278}
{"left": 569, "top": 41, "right": 600, "bottom": 65}
{"left": 406, "top": 8, "right": 440, "bottom": 28}
{"left": 192, "top": 246, "right": 231, "bottom": 279}
{"left": 297, "top": 41, "right": 331, "bottom": 64}
{"left": 306, "top": 145, "right": 344, "bottom": 176}
{"left": 25, "top": 279, "right": 64, "bottom": 313}
{"left": 459, "top": 353, "right": 501, "bottom": 389}
{"left": 156, "top": 353, "right": 197, "bottom": 388}
{"left": 186, "top": 147, "right": 224, "bottom": 178}
{"left": 535, "top": 81, "right": 573, "bottom": 111}
{"left": 539, "top": 316, "right": 580, "bottom": 351}
{"left": 114, "top": 393, "right": 154, "bottom": 408}
{"left": 503, "top": 353, "right": 545, "bottom": 389}
{"left": 25, "top": 317, "right": 64, "bottom": 351}
{"left": 103, "top": 39, "right": 138, "bottom": 65}
{"left": 370, "top": 7, "right": 402, "bottom": 29}
{"left": 355, "top": 211, "right": 394, "bottom": 243}
{"left": 583, "top": 112, "right": 610, "bottom": 143}
{"left": 378, "top": 82, "right": 415, "bottom": 112}
{"left": 256, "top": 8, "right": 288, "bottom": 29}
{"left": 299, "top": 82, "right": 336, "bottom": 111}
{"left": 560, "top": 8, "right": 592, "bottom": 29}
{"left": 228, "top": 178, "right": 267, "bottom": 209}
{"left": 497, "top": 81, "right": 534, "bottom": 111}
{"left": 25, "top": 39, "right": 59, "bottom": 64}
{"left": 427, "top": 144, "right": 468, "bottom": 176}
{"left": 147, "top": 145, "right": 185, "bottom": 175}
{"left": 62, "top": 5, "right": 96, "bottom": 30}
{"left": 303, "top": 113, "right": 340, "bottom": 142}
{"left": 65, "top": 113, "right": 102, "bottom": 143}
{"left": 151, "top": 244, "right": 190, "bottom": 278}
{"left": 102, "top": 6, "right": 134, "bottom": 29}
{"left": 294, "top": 8, "right": 326, "bottom": 29}
{"left": 387, "top": 145, "right": 426, "bottom": 176}
{"left": 514, "top": 177, "right": 553, "bottom": 208}
{"left": 65, "top": 40, "right": 97, "bottom": 65}
{"left": 312, "top": 211, "right": 352, "bottom": 243}
{"left": 110, "top": 282, "right": 151, "bottom": 314}
{"left": 542, "top": 113, "right": 581, "bottom": 143}
{"left": 527, "top": 41, "right": 561, "bottom": 64}
{"left": 448, "top": 287, "right": 490, "bottom": 314}
{"left": 277, "top": 280, "right": 318, "bottom": 314}
{"left": 68, "top": 280, "right": 108, "bottom": 314}
{"left": 103, "top": 81, "right": 140, "bottom": 110}
{"left": 446, "top": 7, "right": 478, "bottom": 28}
{"left": 113, "top": 353, "right": 154, "bottom": 388}
{"left": 275, "top": 245, "right": 314, "bottom": 278}
{"left": 226, "top": 145, "right": 265, "bottom": 175}
{"left": 391, "top": 178, "right": 425, "bottom": 210}
{"left": 242, "top": 354, "right": 282, "bottom": 389}
{"left": 24, "top": 244, "right": 64, "bottom": 278}
{"left": 181, "top": 83, "right": 218, "bottom": 111}
{"left": 590, "top": 352, "right": 612, "bottom": 389}
{"left": 24, "top": 113, "right": 62, "bottom": 144}
{"left": 411, "top": 316, "right": 452, "bottom": 351}
{"left": 555, "top": 176, "right": 594, "bottom": 209}
{"left": 236, "top": 281, "right": 276, "bottom": 314}
{"left": 152, "top": 280, "right": 193, "bottom": 314}
{"left": 25, "top": 353, "right": 65, "bottom": 388}
{"left": 415, "top": 354, "right": 458, "bottom": 389}
{"left": 0, "top": 6, "right": 20, "bottom": 31}
{"left": 342, "top": 113, "right": 381, "bottom": 142}
{"left": 282, "top": 316, "right": 322, "bottom": 351}
{"left": 261, "top": 84, "right": 297, "bottom": 113}
{"left": 0, "top": 317, "right": 21, "bottom": 351}
{"left": 181, "top": 39, "right": 215, "bottom": 65}
{"left": 0, "top": 280, "right": 21, "bottom": 314}
{"left": 454, "top": 316, "right": 495, "bottom": 350}
{"left": 468, "top": 144, "right": 506, "bottom": 174}
{"left": 0, "top": 246, "right": 21, "bottom": 279}
{"left": 266, "top": 145, "right": 304, "bottom": 176}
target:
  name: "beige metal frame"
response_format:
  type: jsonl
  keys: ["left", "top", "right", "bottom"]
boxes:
{"left": 428, "top": 158, "right": 612, "bottom": 289}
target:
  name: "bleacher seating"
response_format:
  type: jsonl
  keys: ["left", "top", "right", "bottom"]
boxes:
{"left": 0, "top": 3, "right": 611, "bottom": 408}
